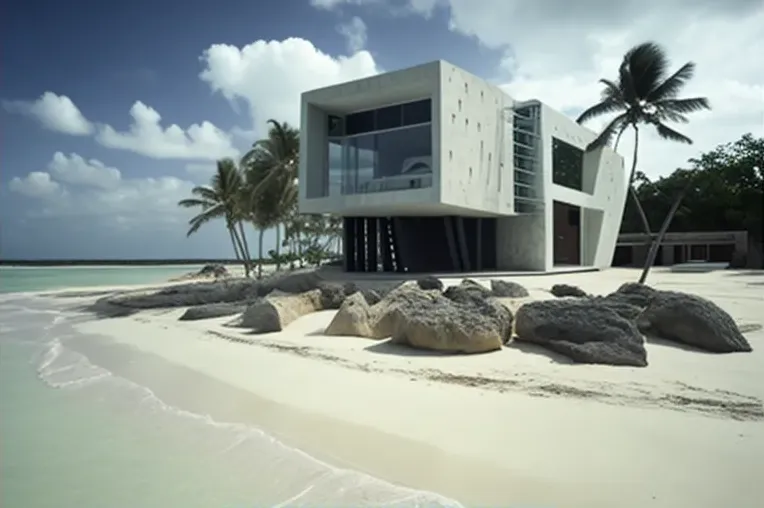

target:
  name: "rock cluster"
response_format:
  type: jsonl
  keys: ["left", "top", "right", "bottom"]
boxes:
{"left": 514, "top": 282, "right": 752, "bottom": 367}
{"left": 100, "top": 269, "right": 754, "bottom": 365}
{"left": 326, "top": 278, "right": 514, "bottom": 353}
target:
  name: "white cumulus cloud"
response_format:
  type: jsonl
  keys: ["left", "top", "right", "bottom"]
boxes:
{"left": 8, "top": 171, "right": 64, "bottom": 198}
{"left": 95, "top": 101, "right": 238, "bottom": 160}
{"left": 338, "top": 16, "right": 368, "bottom": 53}
{"left": 2, "top": 91, "right": 93, "bottom": 135}
{"left": 199, "top": 37, "right": 379, "bottom": 132}
{"left": 48, "top": 152, "right": 122, "bottom": 189}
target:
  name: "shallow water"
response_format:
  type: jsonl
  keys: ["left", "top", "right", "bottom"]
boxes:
{"left": 0, "top": 265, "right": 207, "bottom": 294}
{"left": 0, "top": 294, "right": 462, "bottom": 508}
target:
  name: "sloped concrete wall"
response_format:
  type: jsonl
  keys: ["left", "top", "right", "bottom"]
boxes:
{"left": 540, "top": 105, "right": 626, "bottom": 270}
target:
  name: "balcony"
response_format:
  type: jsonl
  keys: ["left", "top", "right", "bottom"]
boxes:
{"left": 327, "top": 120, "right": 433, "bottom": 196}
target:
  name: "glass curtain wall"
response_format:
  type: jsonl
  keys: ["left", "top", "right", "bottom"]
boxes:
{"left": 326, "top": 99, "right": 433, "bottom": 196}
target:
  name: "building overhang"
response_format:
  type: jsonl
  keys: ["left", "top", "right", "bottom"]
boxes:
{"left": 302, "top": 61, "right": 440, "bottom": 114}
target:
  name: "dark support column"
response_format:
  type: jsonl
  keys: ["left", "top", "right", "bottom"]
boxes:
{"left": 392, "top": 218, "right": 406, "bottom": 273}
{"left": 379, "top": 217, "right": 393, "bottom": 272}
{"left": 367, "top": 218, "right": 378, "bottom": 272}
{"left": 344, "top": 217, "right": 356, "bottom": 272}
{"left": 455, "top": 216, "right": 471, "bottom": 272}
{"left": 444, "top": 216, "right": 461, "bottom": 272}
{"left": 476, "top": 218, "right": 483, "bottom": 272}
{"left": 356, "top": 218, "right": 367, "bottom": 272}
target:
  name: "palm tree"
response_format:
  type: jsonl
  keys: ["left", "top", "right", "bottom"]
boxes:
{"left": 241, "top": 119, "right": 300, "bottom": 272}
{"left": 576, "top": 41, "right": 711, "bottom": 239}
{"left": 177, "top": 159, "right": 252, "bottom": 277}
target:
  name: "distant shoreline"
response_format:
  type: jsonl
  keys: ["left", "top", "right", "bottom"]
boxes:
{"left": 0, "top": 259, "right": 242, "bottom": 267}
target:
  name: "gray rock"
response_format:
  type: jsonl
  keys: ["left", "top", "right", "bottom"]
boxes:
{"left": 198, "top": 263, "right": 229, "bottom": 278}
{"left": 444, "top": 279, "right": 491, "bottom": 304}
{"left": 638, "top": 291, "right": 753, "bottom": 353}
{"left": 490, "top": 280, "right": 529, "bottom": 298}
{"left": 416, "top": 275, "right": 444, "bottom": 292}
{"left": 610, "top": 282, "right": 658, "bottom": 308}
{"left": 178, "top": 301, "right": 248, "bottom": 321}
{"left": 231, "top": 289, "right": 322, "bottom": 333}
{"left": 391, "top": 292, "right": 510, "bottom": 353}
{"left": 592, "top": 296, "right": 644, "bottom": 321}
{"left": 514, "top": 299, "right": 648, "bottom": 367}
{"left": 359, "top": 289, "right": 382, "bottom": 306}
{"left": 97, "top": 269, "right": 325, "bottom": 311}
{"left": 550, "top": 284, "right": 588, "bottom": 298}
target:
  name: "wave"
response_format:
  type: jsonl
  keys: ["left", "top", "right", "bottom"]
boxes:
{"left": 18, "top": 304, "right": 464, "bottom": 508}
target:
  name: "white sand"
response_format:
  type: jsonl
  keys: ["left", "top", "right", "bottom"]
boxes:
{"left": 71, "top": 268, "right": 764, "bottom": 508}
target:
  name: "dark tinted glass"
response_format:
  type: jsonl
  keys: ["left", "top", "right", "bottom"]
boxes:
{"left": 402, "top": 99, "right": 431, "bottom": 125}
{"left": 346, "top": 110, "right": 375, "bottom": 135}
{"left": 327, "top": 115, "right": 344, "bottom": 136}
{"left": 552, "top": 138, "right": 583, "bottom": 191}
{"left": 375, "top": 105, "right": 402, "bottom": 130}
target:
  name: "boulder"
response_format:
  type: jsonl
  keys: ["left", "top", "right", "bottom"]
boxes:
{"left": 230, "top": 289, "right": 322, "bottom": 333}
{"left": 197, "top": 263, "right": 229, "bottom": 278}
{"left": 416, "top": 275, "right": 444, "bottom": 292}
{"left": 591, "top": 296, "right": 644, "bottom": 321}
{"left": 443, "top": 279, "right": 491, "bottom": 304}
{"left": 390, "top": 292, "right": 506, "bottom": 353}
{"left": 178, "top": 301, "right": 248, "bottom": 321}
{"left": 638, "top": 291, "right": 753, "bottom": 353}
{"left": 550, "top": 284, "right": 588, "bottom": 298}
{"left": 324, "top": 292, "right": 376, "bottom": 337}
{"left": 514, "top": 299, "right": 648, "bottom": 367}
{"left": 610, "top": 282, "right": 658, "bottom": 308}
{"left": 490, "top": 280, "right": 529, "bottom": 298}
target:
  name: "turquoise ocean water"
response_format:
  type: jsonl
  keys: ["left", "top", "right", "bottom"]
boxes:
{"left": 0, "top": 265, "right": 207, "bottom": 294}
{"left": 0, "top": 268, "right": 461, "bottom": 508}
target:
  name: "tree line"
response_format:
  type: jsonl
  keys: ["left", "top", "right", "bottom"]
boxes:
{"left": 178, "top": 120, "right": 341, "bottom": 278}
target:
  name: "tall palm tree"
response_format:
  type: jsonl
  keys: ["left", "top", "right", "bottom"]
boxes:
{"left": 576, "top": 41, "right": 711, "bottom": 238}
{"left": 177, "top": 158, "right": 252, "bottom": 277}
{"left": 241, "top": 119, "right": 300, "bottom": 272}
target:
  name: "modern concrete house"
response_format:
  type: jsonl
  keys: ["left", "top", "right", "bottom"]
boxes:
{"left": 298, "top": 60, "right": 627, "bottom": 273}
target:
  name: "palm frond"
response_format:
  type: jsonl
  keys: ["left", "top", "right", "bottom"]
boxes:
{"left": 654, "top": 96, "right": 710, "bottom": 115}
{"left": 586, "top": 113, "right": 629, "bottom": 151}
{"left": 622, "top": 41, "right": 669, "bottom": 100}
{"left": 598, "top": 78, "right": 623, "bottom": 101}
{"left": 651, "top": 121, "right": 693, "bottom": 144}
{"left": 178, "top": 197, "right": 214, "bottom": 208}
{"left": 185, "top": 206, "right": 224, "bottom": 236}
{"left": 190, "top": 186, "right": 218, "bottom": 201}
{"left": 576, "top": 98, "right": 625, "bottom": 124}
{"left": 647, "top": 62, "right": 696, "bottom": 101}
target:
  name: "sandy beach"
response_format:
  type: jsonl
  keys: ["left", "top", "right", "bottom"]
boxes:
{"left": 65, "top": 267, "right": 764, "bottom": 508}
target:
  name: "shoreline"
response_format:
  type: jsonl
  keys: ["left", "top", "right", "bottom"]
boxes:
{"left": 53, "top": 267, "right": 764, "bottom": 507}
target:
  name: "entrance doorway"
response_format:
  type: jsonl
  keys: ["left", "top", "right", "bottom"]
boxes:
{"left": 553, "top": 201, "right": 581, "bottom": 265}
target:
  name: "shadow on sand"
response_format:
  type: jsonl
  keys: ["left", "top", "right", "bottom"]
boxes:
{"left": 504, "top": 341, "right": 576, "bottom": 364}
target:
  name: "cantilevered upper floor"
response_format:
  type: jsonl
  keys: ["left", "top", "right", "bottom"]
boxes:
{"left": 298, "top": 60, "right": 624, "bottom": 220}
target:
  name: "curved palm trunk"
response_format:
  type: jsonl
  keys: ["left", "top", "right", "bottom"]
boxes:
{"left": 230, "top": 221, "right": 250, "bottom": 277}
{"left": 275, "top": 224, "right": 282, "bottom": 271}
{"left": 237, "top": 221, "right": 253, "bottom": 276}
{"left": 625, "top": 127, "right": 652, "bottom": 237}
{"left": 639, "top": 184, "right": 689, "bottom": 284}
{"left": 257, "top": 228, "right": 265, "bottom": 279}
{"left": 227, "top": 226, "right": 243, "bottom": 263}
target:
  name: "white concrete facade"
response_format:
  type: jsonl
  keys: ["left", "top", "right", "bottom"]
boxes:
{"left": 299, "top": 60, "right": 626, "bottom": 271}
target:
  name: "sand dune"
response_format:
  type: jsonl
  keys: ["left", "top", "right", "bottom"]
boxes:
{"left": 70, "top": 267, "right": 764, "bottom": 508}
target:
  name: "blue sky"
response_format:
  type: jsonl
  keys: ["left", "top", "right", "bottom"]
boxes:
{"left": 2, "top": 0, "right": 762, "bottom": 260}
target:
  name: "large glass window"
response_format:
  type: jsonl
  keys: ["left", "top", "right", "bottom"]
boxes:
{"left": 402, "top": 99, "right": 431, "bottom": 125}
{"left": 552, "top": 138, "right": 584, "bottom": 191}
{"left": 343, "top": 99, "right": 431, "bottom": 137}
{"left": 327, "top": 139, "right": 344, "bottom": 196}
{"left": 346, "top": 110, "right": 375, "bottom": 136}
{"left": 328, "top": 124, "right": 432, "bottom": 194}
